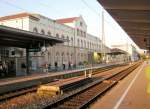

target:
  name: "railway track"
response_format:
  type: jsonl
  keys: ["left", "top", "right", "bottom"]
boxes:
{"left": 0, "top": 64, "right": 121, "bottom": 103}
{"left": 44, "top": 62, "right": 141, "bottom": 109}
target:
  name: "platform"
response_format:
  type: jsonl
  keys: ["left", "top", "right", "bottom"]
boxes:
{"left": 0, "top": 63, "right": 119, "bottom": 94}
{"left": 37, "top": 77, "right": 92, "bottom": 95}
{"left": 90, "top": 61, "right": 150, "bottom": 109}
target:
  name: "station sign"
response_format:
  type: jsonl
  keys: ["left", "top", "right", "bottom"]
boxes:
{"left": 29, "top": 48, "right": 41, "bottom": 52}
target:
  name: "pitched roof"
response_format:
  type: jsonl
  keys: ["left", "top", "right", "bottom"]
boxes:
{"left": 56, "top": 17, "right": 79, "bottom": 24}
{"left": 0, "top": 12, "right": 32, "bottom": 21}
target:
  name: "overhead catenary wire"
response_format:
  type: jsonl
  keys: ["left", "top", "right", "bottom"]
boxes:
{"left": 81, "top": 0, "right": 117, "bottom": 30}
{"left": 81, "top": 0, "right": 100, "bottom": 15}
{"left": 0, "top": 0, "right": 29, "bottom": 12}
{"left": 0, "top": 0, "right": 62, "bottom": 17}
{"left": 81, "top": 0, "right": 136, "bottom": 48}
{"left": 1, "top": 0, "right": 124, "bottom": 38}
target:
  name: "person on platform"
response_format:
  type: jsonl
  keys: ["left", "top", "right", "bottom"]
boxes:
{"left": 45, "top": 63, "right": 48, "bottom": 72}
{"left": 0, "top": 62, "right": 3, "bottom": 77}
{"left": 68, "top": 61, "right": 71, "bottom": 69}
{"left": 21, "top": 62, "right": 26, "bottom": 74}
{"left": 63, "top": 62, "right": 65, "bottom": 70}
{"left": 55, "top": 62, "right": 58, "bottom": 71}
{"left": 2, "top": 61, "right": 7, "bottom": 76}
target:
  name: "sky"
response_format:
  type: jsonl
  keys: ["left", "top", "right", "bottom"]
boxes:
{"left": 0, "top": 0, "right": 139, "bottom": 49}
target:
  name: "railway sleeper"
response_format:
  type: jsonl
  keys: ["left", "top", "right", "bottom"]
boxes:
{"left": 65, "top": 101, "right": 83, "bottom": 105}
{"left": 58, "top": 105, "right": 78, "bottom": 109}
{"left": 44, "top": 62, "right": 142, "bottom": 109}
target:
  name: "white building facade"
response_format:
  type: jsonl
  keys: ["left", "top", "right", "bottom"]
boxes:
{"left": 0, "top": 12, "right": 110, "bottom": 72}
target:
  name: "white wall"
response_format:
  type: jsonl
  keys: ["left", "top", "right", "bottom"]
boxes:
{"left": 0, "top": 13, "right": 111, "bottom": 70}
{"left": 0, "top": 17, "right": 30, "bottom": 31}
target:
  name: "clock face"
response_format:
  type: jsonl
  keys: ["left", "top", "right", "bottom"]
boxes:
{"left": 41, "top": 46, "right": 46, "bottom": 52}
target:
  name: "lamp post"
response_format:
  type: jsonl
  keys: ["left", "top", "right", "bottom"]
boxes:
{"left": 73, "top": 29, "right": 77, "bottom": 68}
{"left": 101, "top": 10, "right": 106, "bottom": 63}
{"left": 53, "top": 20, "right": 56, "bottom": 66}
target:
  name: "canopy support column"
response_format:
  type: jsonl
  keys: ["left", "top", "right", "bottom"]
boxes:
{"left": 26, "top": 48, "right": 30, "bottom": 74}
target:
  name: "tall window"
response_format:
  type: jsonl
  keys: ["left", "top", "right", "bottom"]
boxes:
{"left": 56, "top": 33, "right": 59, "bottom": 38}
{"left": 33, "top": 27, "right": 38, "bottom": 33}
{"left": 56, "top": 52, "right": 60, "bottom": 62}
{"left": 47, "top": 31, "right": 51, "bottom": 36}
{"left": 67, "top": 36, "right": 69, "bottom": 45}
{"left": 61, "top": 35, "right": 64, "bottom": 39}
{"left": 80, "top": 22, "right": 83, "bottom": 27}
{"left": 84, "top": 32, "right": 86, "bottom": 37}
{"left": 62, "top": 52, "right": 64, "bottom": 64}
{"left": 81, "top": 40, "right": 83, "bottom": 48}
{"left": 81, "top": 31, "right": 83, "bottom": 37}
{"left": 41, "top": 29, "right": 45, "bottom": 35}
{"left": 87, "top": 42, "right": 89, "bottom": 48}
{"left": 90, "top": 42, "right": 91, "bottom": 49}
{"left": 77, "top": 29, "right": 79, "bottom": 36}
{"left": 71, "top": 37, "right": 73, "bottom": 46}
{"left": 77, "top": 39, "right": 80, "bottom": 47}
{"left": 84, "top": 40, "right": 86, "bottom": 48}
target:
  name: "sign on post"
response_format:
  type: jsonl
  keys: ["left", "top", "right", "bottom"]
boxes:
{"left": 28, "top": 48, "right": 41, "bottom": 52}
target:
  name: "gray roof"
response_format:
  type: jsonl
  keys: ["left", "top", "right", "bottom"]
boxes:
{"left": 0, "top": 25, "right": 65, "bottom": 48}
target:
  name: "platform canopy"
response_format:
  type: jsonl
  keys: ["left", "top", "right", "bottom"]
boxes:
{"left": 108, "top": 48, "right": 127, "bottom": 55}
{"left": 0, "top": 25, "right": 64, "bottom": 48}
{"left": 97, "top": 0, "right": 150, "bottom": 50}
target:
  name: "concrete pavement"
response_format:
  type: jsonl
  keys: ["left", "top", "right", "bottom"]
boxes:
{"left": 90, "top": 61, "right": 150, "bottom": 109}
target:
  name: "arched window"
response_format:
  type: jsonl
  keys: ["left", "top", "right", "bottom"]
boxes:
{"left": 61, "top": 52, "right": 64, "bottom": 56}
{"left": 41, "top": 29, "right": 45, "bottom": 35}
{"left": 33, "top": 27, "right": 38, "bottom": 33}
{"left": 77, "top": 29, "right": 79, "bottom": 36}
{"left": 56, "top": 52, "right": 59, "bottom": 56}
{"left": 81, "top": 30, "right": 83, "bottom": 36}
{"left": 56, "top": 33, "right": 59, "bottom": 38}
{"left": 67, "top": 52, "right": 69, "bottom": 57}
{"left": 56, "top": 52, "right": 60, "bottom": 62}
{"left": 81, "top": 40, "right": 83, "bottom": 48}
{"left": 61, "top": 35, "right": 64, "bottom": 39}
{"left": 67, "top": 36, "right": 69, "bottom": 45}
{"left": 84, "top": 32, "right": 86, "bottom": 37}
{"left": 61, "top": 52, "right": 64, "bottom": 64}
{"left": 47, "top": 31, "right": 51, "bottom": 36}
{"left": 71, "top": 37, "right": 73, "bottom": 46}
{"left": 77, "top": 39, "right": 80, "bottom": 47}
{"left": 90, "top": 42, "right": 92, "bottom": 49}
{"left": 84, "top": 40, "right": 86, "bottom": 48}
{"left": 71, "top": 53, "right": 73, "bottom": 57}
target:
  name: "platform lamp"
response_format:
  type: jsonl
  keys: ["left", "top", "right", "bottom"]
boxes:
{"left": 101, "top": 10, "right": 106, "bottom": 63}
{"left": 144, "top": 38, "right": 148, "bottom": 52}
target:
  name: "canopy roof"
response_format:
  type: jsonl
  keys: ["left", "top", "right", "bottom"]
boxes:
{"left": 97, "top": 0, "right": 150, "bottom": 50}
{"left": 0, "top": 25, "right": 65, "bottom": 48}
{"left": 108, "top": 48, "right": 127, "bottom": 55}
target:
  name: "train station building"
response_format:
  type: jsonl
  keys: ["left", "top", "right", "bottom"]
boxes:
{"left": 0, "top": 12, "right": 111, "bottom": 75}
{"left": 0, "top": 25, "right": 64, "bottom": 76}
